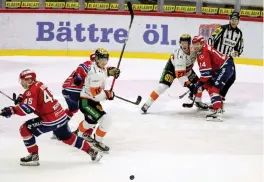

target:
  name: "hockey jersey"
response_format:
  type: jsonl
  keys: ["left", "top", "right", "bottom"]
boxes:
{"left": 62, "top": 61, "right": 93, "bottom": 93}
{"left": 197, "top": 44, "right": 228, "bottom": 83}
{"left": 14, "top": 81, "right": 67, "bottom": 126}
{"left": 80, "top": 62, "right": 108, "bottom": 102}
{"left": 171, "top": 47, "right": 196, "bottom": 86}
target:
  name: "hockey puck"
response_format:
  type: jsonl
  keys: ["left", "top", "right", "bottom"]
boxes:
{"left": 129, "top": 175, "right": 135, "bottom": 180}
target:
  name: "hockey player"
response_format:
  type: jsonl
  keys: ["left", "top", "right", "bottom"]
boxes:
{"left": 208, "top": 12, "right": 244, "bottom": 100}
{"left": 51, "top": 52, "right": 96, "bottom": 139}
{"left": 74, "top": 48, "right": 120, "bottom": 152}
{"left": 141, "top": 34, "right": 208, "bottom": 113}
{"left": 1, "top": 69, "right": 102, "bottom": 166}
{"left": 192, "top": 35, "right": 235, "bottom": 121}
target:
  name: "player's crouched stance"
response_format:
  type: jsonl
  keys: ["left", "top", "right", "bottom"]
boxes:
{"left": 0, "top": 70, "right": 102, "bottom": 166}
{"left": 74, "top": 48, "right": 120, "bottom": 153}
{"left": 141, "top": 34, "right": 208, "bottom": 113}
{"left": 192, "top": 36, "right": 235, "bottom": 121}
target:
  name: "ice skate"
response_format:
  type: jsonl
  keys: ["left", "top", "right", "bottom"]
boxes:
{"left": 206, "top": 108, "right": 224, "bottom": 122}
{"left": 83, "top": 132, "right": 95, "bottom": 143}
{"left": 87, "top": 147, "right": 103, "bottom": 162}
{"left": 20, "top": 152, "right": 39, "bottom": 166}
{"left": 92, "top": 140, "right": 110, "bottom": 153}
{"left": 195, "top": 101, "right": 209, "bottom": 110}
{"left": 141, "top": 103, "right": 150, "bottom": 113}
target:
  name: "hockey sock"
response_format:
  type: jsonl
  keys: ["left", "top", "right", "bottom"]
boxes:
{"left": 19, "top": 123, "right": 38, "bottom": 153}
{"left": 146, "top": 83, "right": 169, "bottom": 106}
{"left": 194, "top": 91, "right": 203, "bottom": 102}
{"left": 208, "top": 87, "right": 222, "bottom": 109}
{"left": 94, "top": 115, "right": 112, "bottom": 143}
{"left": 62, "top": 133, "right": 90, "bottom": 152}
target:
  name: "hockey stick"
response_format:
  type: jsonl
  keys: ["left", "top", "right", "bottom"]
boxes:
{"left": 179, "top": 90, "right": 190, "bottom": 99}
{"left": 0, "top": 90, "right": 14, "bottom": 101}
{"left": 182, "top": 96, "right": 196, "bottom": 108}
{"left": 115, "top": 95, "right": 142, "bottom": 105}
{"left": 110, "top": 1, "right": 134, "bottom": 91}
{"left": 168, "top": 90, "right": 190, "bottom": 99}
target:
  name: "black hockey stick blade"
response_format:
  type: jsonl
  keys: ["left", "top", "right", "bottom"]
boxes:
{"left": 182, "top": 96, "right": 196, "bottom": 108}
{"left": 115, "top": 95, "right": 142, "bottom": 105}
{"left": 182, "top": 102, "right": 194, "bottom": 108}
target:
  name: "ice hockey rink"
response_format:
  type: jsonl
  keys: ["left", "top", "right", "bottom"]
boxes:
{"left": 0, "top": 56, "right": 263, "bottom": 182}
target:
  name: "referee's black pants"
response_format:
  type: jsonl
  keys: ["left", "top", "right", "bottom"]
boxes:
{"left": 220, "top": 64, "right": 236, "bottom": 98}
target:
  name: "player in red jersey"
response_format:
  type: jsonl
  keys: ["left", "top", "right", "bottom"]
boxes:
{"left": 51, "top": 53, "right": 96, "bottom": 139}
{"left": 191, "top": 36, "right": 235, "bottom": 121}
{"left": 0, "top": 69, "right": 102, "bottom": 166}
{"left": 62, "top": 53, "right": 95, "bottom": 117}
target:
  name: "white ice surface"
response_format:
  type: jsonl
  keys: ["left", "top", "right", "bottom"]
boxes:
{"left": 0, "top": 57, "right": 263, "bottom": 182}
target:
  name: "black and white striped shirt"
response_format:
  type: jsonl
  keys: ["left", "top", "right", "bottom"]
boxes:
{"left": 208, "top": 24, "right": 244, "bottom": 56}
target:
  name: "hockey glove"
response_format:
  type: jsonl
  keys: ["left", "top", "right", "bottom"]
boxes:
{"left": 13, "top": 93, "right": 23, "bottom": 105}
{"left": 104, "top": 90, "right": 115, "bottom": 100}
{"left": 107, "top": 67, "right": 120, "bottom": 78}
{"left": 73, "top": 74, "right": 83, "bottom": 86}
{"left": 187, "top": 83, "right": 196, "bottom": 94}
{"left": 1, "top": 106, "right": 15, "bottom": 118}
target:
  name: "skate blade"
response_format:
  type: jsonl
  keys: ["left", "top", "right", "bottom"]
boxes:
{"left": 93, "top": 153, "right": 103, "bottom": 162}
{"left": 206, "top": 116, "right": 223, "bottom": 122}
{"left": 20, "top": 161, "right": 40, "bottom": 166}
{"left": 141, "top": 109, "right": 148, "bottom": 114}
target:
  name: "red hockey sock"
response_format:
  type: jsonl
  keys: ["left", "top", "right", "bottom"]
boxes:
{"left": 62, "top": 133, "right": 90, "bottom": 152}
{"left": 19, "top": 123, "right": 38, "bottom": 153}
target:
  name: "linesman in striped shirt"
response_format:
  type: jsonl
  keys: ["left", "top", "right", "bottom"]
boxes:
{"left": 208, "top": 12, "right": 244, "bottom": 100}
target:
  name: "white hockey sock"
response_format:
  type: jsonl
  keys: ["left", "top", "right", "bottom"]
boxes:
{"left": 146, "top": 83, "right": 169, "bottom": 106}
{"left": 94, "top": 115, "right": 112, "bottom": 143}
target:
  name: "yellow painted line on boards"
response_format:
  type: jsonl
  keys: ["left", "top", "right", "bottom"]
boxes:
{"left": 0, "top": 50, "right": 263, "bottom": 66}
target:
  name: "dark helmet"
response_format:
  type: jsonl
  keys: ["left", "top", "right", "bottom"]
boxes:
{"left": 94, "top": 48, "right": 109, "bottom": 61}
{"left": 229, "top": 11, "right": 240, "bottom": 20}
{"left": 179, "top": 34, "right": 192, "bottom": 45}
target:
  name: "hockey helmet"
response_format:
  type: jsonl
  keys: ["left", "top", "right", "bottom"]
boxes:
{"left": 192, "top": 36, "right": 205, "bottom": 52}
{"left": 192, "top": 35, "right": 205, "bottom": 44}
{"left": 94, "top": 48, "right": 109, "bottom": 61}
{"left": 179, "top": 34, "right": 191, "bottom": 45}
{"left": 19, "top": 69, "right": 36, "bottom": 89}
{"left": 19, "top": 69, "right": 36, "bottom": 81}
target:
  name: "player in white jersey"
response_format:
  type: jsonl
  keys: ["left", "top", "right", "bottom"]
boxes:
{"left": 141, "top": 34, "right": 208, "bottom": 113}
{"left": 74, "top": 48, "right": 120, "bottom": 152}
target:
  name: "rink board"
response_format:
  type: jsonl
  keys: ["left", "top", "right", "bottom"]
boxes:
{"left": 0, "top": 49, "right": 262, "bottom": 66}
{"left": 0, "top": 10, "right": 263, "bottom": 66}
